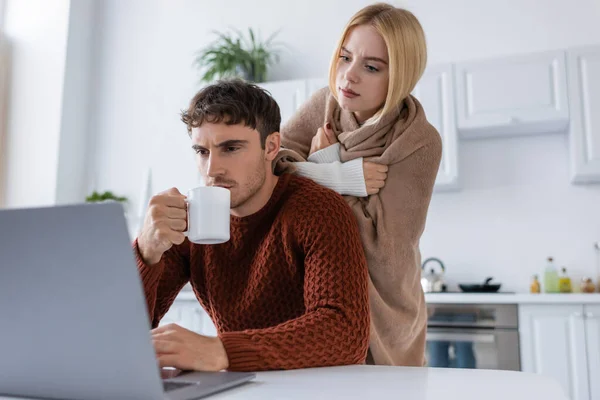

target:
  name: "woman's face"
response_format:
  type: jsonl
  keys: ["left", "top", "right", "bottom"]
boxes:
{"left": 335, "top": 24, "right": 390, "bottom": 124}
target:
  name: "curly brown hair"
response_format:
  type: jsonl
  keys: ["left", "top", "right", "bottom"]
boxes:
{"left": 181, "top": 79, "right": 281, "bottom": 149}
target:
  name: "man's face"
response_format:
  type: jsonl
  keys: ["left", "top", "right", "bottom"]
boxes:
{"left": 191, "top": 123, "right": 268, "bottom": 210}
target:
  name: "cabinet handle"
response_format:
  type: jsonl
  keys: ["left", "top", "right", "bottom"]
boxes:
{"left": 573, "top": 312, "right": 583, "bottom": 318}
{"left": 586, "top": 312, "right": 594, "bottom": 318}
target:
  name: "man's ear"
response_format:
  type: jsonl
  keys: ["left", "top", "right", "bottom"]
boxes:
{"left": 264, "top": 132, "right": 281, "bottom": 161}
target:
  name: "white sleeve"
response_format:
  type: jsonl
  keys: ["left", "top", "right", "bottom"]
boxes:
{"left": 307, "top": 143, "right": 341, "bottom": 164}
{"left": 293, "top": 158, "right": 368, "bottom": 197}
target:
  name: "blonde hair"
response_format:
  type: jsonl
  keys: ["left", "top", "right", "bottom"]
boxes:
{"left": 328, "top": 3, "right": 427, "bottom": 125}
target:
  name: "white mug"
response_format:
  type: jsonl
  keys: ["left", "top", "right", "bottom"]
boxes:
{"left": 184, "top": 186, "right": 230, "bottom": 244}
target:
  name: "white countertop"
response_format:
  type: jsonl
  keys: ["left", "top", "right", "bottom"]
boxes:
{"left": 424, "top": 292, "right": 600, "bottom": 304}
{"left": 207, "top": 365, "right": 568, "bottom": 400}
{"left": 176, "top": 290, "right": 600, "bottom": 304}
{"left": 0, "top": 366, "right": 567, "bottom": 400}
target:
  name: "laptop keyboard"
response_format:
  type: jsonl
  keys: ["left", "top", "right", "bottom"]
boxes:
{"left": 163, "top": 381, "right": 195, "bottom": 392}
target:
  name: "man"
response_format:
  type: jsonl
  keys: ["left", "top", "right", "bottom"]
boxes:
{"left": 133, "top": 79, "right": 370, "bottom": 372}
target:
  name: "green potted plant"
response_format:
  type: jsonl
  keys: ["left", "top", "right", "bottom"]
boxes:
{"left": 85, "top": 191, "right": 128, "bottom": 204}
{"left": 193, "top": 27, "right": 283, "bottom": 83}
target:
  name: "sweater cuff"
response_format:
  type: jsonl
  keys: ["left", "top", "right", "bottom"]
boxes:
{"left": 219, "top": 332, "right": 263, "bottom": 372}
{"left": 339, "top": 158, "right": 368, "bottom": 197}
{"left": 293, "top": 159, "right": 367, "bottom": 197}
{"left": 132, "top": 238, "right": 164, "bottom": 290}
{"left": 307, "top": 143, "right": 341, "bottom": 163}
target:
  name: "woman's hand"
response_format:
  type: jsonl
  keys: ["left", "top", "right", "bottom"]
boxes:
{"left": 363, "top": 161, "right": 388, "bottom": 195}
{"left": 309, "top": 122, "right": 338, "bottom": 156}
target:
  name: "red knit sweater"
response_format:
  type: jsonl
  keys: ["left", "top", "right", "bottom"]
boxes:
{"left": 134, "top": 173, "right": 370, "bottom": 372}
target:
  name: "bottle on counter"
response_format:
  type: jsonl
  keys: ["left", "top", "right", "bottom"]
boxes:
{"left": 594, "top": 242, "right": 600, "bottom": 292}
{"left": 559, "top": 267, "right": 572, "bottom": 293}
{"left": 530, "top": 275, "right": 541, "bottom": 293}
{"left": 543, "top": 257, "right": 560, "bottom": 293}
{"left": 581, "top": 277, "right": 596, "bottom": 293}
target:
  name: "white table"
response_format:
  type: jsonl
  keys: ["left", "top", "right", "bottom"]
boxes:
{"left": 0, "top": 365, "right": 568, "bottom": 400}
{"left": 209, "top": 365, "right": 568, "bottom": 400}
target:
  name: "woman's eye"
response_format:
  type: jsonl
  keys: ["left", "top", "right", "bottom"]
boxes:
{"left": 366, "top": 65, "right": 379, "bottom": 72}
{"left": 339, "top": 55, "right": 350, "bottom": 62}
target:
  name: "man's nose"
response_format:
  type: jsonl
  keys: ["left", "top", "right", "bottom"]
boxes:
{"left": 205, "top": 154, "right": 226, "bottom": 178}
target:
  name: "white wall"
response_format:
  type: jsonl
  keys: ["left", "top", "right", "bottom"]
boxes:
{"left": 2, "top": 0, "right": 70, "bottom": 207}
{"left": 1, "top": 0, "right": 97, "bottom": 208}
{"left": 420, "top": 134, "right": 600, "bottom": 292}
{"left": 55, "top": 0, "right": 96, "bottom": 205}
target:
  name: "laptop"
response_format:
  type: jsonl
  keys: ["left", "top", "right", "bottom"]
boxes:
{"left": 0, "top": 203, "right": 255, "bottom": 400}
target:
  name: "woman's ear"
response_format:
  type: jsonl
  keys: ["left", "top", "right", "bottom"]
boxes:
{"left": 264, "top": 132, "right": 281, "bottom": 161}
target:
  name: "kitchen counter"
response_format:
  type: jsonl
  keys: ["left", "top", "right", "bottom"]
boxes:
{"left": 425, "top": 292, "right": 600, "bottom": 304}
{"left": 0, "top": 366, "right": 568, "bottom": 400}
{"left": 177, "top": 290, "right": 600, "bottom": 304}
{"left": 206, "top": 365, "right": 567, "bottom": 400}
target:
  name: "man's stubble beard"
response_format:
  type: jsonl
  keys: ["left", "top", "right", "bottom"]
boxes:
{"left": 230, "top": 159, "right": 267, "bottom": 209}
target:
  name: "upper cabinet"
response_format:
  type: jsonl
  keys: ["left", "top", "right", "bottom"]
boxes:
{"left": 259, "top": 80, "right": 308, "bottom": 125}
{"left": 258, "top": 44, "right": 600, "bottom": 191}
{"left": 413, "top": 64, "right": 459, "bottom": 191}
{"left": 567, "top": 45, "right": 600, "bottom": 183}
{"left": 455, "top": 51, "right": 569, "bottom": 138}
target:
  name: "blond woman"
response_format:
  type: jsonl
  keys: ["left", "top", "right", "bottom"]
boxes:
{"left": 274, "top": 3, "right": 442, "bottom": 366}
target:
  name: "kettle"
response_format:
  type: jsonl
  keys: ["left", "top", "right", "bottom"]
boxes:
{"left": 421, "top": 257, "right": 447, "bottom": 293}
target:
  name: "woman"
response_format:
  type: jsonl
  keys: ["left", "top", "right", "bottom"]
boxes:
{"left": 274, "top": 3, "right": 442, "bottom": 366}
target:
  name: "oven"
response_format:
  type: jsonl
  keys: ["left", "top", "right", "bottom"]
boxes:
{"left": 425, "top": 303, "right": 520, "bottom": 371}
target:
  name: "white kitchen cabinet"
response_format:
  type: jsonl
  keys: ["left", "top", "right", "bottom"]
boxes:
{"left": 191, "top": 303, "right": 218, "bottom": 336}
{"left": 519, "top": 304, "right": 595, "bottom": 400}
{"left": 259, "top": 79, "right": 307, "bottom": 125}
{"left": 260, "top": 78, "right": 327, "bottom": 126}
{"left": 159, "top": 305, "right": 182, "bottom": 326}
{"left": 586, "top": 305, "right": 600, "bottom": 400}
{"left": 305, "top": 78, "right": 328, "bottom": 99}
{"left": 159, "top": 299, "right": 217, "bottom": 337}
{"left": 413, "top": 64, "right": 459, "bottom": 191}
{"left": 567, "top": 46, "right": 600, "bottom": 183}
{"left": 455, "top": 50, "right": 569, "bottom": 138}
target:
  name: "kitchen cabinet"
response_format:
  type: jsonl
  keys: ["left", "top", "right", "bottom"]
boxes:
{"left": 305, "top": 78, "right": 328, "bottom": 99}
{"left": 159, "top": 298, "right": 217, "bottom": 337}
{"left": 413, "top": 64, "right": 459, "bottom": 191}
{"left": 259, "top": 79, "right": 307, "bottom": 125}
{"left": 567, "top": 45, "right": 600, "bottom": 183}
{"left": 519, "top": 304, "right": 599, "bottom": 400}
{"left": 455, "top": 50, "right": 569, "bottom": 138}
{"left": 586, "top": 305, "right": 600, "bottom": 400}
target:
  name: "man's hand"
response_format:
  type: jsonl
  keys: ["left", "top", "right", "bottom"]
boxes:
{"left": 137, "top": 188, "right": 188, "bottom": 265}
{"left": 363, "top": 161, "right": 388, "bottom": 195}
{"left": 309, "top": 122, "right": 338, "bottom": 156}
{"left": 152, "top": 324, "right": 229, "bottom": 372}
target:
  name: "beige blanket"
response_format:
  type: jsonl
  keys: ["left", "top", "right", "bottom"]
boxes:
{"left": 274, "top": 87, "right": 442, "bottom": 366}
